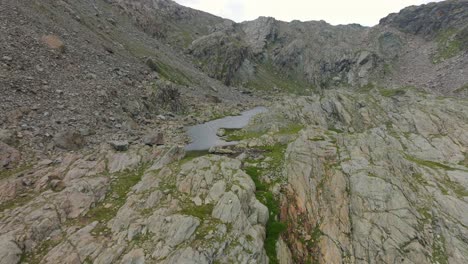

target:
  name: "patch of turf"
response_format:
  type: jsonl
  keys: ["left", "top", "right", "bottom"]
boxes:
{"left": 404, "top": 155, "right": 455, "bottom": 171}
{"left": 433, "top": 28, "right": 463, "bottom": 63}
{"left": 432, "top": 233, "right": 448, "bottom": 264}
{"left": 454, "top": 84, "right": 468, "bottom": 94}
{"left": 379, "top": 88, "right": 406, "bottom": 97}
{"left": 0, "top": 163, "right": 33, "bottom": 180}
{"left": 71, "top": 165, "right": 149, "bottom": 235}
{"left": 180, "top": 203, "right": 214, "bottom": 220}
{"left": 243, "top": 143, "right": 288, "bottom": 264}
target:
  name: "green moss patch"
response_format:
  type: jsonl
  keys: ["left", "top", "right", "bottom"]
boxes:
{"left": 225, "top": 128, "right": 265, "bottom": 142}
{"left": 245, "top": 165, "right": 286, "bottom": 264}
{"left": 243, "top": 144, "right": 288, "bottom": 264}
{"left": 433, "top": 29, "right": 463, "bottom": 63}
{"left": 20, "top": 235, "right": 64, "bottom": 264}
{"left": 0, "top": 163, "right": 33, "bottom": 180}
{"left": 180, "top": 203, "right": 214, "bottom": 220}
{"left": 0, "top": 194, "right": 35, "bottom": 212}
{"left": 379, "top": 88, "right": 406, "bottom": 97}
{"left": 404, "top": 155, "right": 455, "bottom": 171}
{"left": 182, "top": 150, "right": 210, "bottom": 163}
{"left": 432, "top": 233, "right": 448, "bottom": 264}
{"left": 453, "top": 84, "right": 468, "bottom": 94}
{"left": 244, "top": 60, "right": 314, "bottom": 95}
{"left": 71, "top": 165, "right": 148, "bottom": 235}
{"left": 225, "top": 123, "right": 303, "bottom": 142}
{"left": 440, "top": 178, "right": 468, "bottom": 198}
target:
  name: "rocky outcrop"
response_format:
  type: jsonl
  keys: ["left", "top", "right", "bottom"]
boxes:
{"left": 379, "top": 0, "right": 468, "bottom": 39}
{"left": 0, "top": 143, "right": 269, "bottom": 263}
{"left": 239, "top": 88, "right": 468, "bottom": 263}
{"left": 53, "top": 130, "right": 86, "bottom": 150}
{"left": 188, "top": 28, "right": 249, "bottom": 85}
{"left": 101, "top": 155, "right": 269, "bottom": 264}
{"left": 0, "top": 0, "right": 467, "bottom": 263}
{"left": 0, "top": 143, "right": 20, "bottom": 170}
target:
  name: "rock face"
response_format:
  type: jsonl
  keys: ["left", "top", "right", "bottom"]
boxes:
{"left": 379, "top": 0, "right": 468, "bottom": 38}
{"left": 0, "top": 234, "right": 22, "bottom": 264}
{"left": 110, "top": 0, "right": 468, "bottom": 93}
{"left": 0, "top": 143, "right": 269, "bottom": 263}
{"left": 240, "top": 88, "right": 468, "bottom": 263}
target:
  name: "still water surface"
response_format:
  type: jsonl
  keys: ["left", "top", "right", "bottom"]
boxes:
{"left": 185, "top": 106, "right": 267, "bottom": 151}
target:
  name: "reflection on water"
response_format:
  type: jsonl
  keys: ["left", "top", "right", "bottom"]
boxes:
{"left": 185, "top": 106, "right": 267, "bottom": 151}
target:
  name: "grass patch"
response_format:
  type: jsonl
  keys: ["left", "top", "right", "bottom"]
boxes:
{"left": 417, "top": 207, "right": 432, "bottom": 224}
{"left": 404, "top": 155, "right": 455, "bottom": 171}
{"left": 277, "top": 124, "right": 304, "bottom": 135}
{"left": 225, "top": 128, "right": 265, "bottom": 142}
{"left": 0, "top": 194, "right": 35, "bottom": 212}
{"left": 306, "top": 225, "right": 324, "bottom": 248}
{"left": 454, "top": 84, "right": 468, "bottom": 94}
{"left": 244, "top": 60, "right": 314, "bottom": 95}
{"left": 433, "top": 28, "right": 462, "bottom": 63}
{"left": 0, "top": 163, "right": 33, "bottom": 180}
{"left": 180, "top": 203, "right": 214, "bottom": 220}
{"left": 243, "top": 143, "right": 288, "bottom": 264}
{"left": 182, "top": 150, "right": 210, "bottom": 163}
{"left": 358, "top": 83, "right": 376, "bottom": 93}
{"left": 69, "top": 165, "right": 148, "bottom": 235}
{"left": 225, "top": 123, "right": 303, "bottom": 142}
{"left": 328, "top": 127, "right": 344, "bottom": 134}
{"left": 259, "top": 144, "right": 287, "bottom": 170}
{"left": 460, "top": 152, "right": 468, "bottom": 167}
{"left": 311, "top": 136, "right": 326, "bottom": 141}
{"left": 152, "top": 60, "right": 192, "bottom": 86}
{"left": 380, "top": 88, "right": 406, "bottom": 97}
{"left": 432, "top": 233, "right": 448, "bottom": 264}
{"left": 0, "top": 164, "right": 35, "bottom": 212}
{"left": 413, "top": 173, "right": 428, "bottom": 185}
{"left": 441, "top": 178, "right": 468, "bottom": 198}
{"left": 245, "top": 165, "right": 286, "bottom": 264}
{"left": 20, "top": 236, "right": 64, "bottom": 264}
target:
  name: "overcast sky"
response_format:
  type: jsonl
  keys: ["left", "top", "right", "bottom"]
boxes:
{"left": 174, "top": 0, "right": 443, "bottom": 26}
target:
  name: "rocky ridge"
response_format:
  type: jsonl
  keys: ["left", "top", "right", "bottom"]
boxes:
{"left": 112, "top": 0, "right": 468, "bottom": 94}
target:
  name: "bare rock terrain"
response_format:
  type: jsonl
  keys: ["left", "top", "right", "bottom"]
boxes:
{"left": 0, "top": 0, "right": 467, "bottom": 263}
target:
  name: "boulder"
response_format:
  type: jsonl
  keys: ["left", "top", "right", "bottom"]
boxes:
{"left": 0, "top": 129, "right": 15, "bottom": 145}
{"left": 216, "top": 128, "right": 225, "bottom": 137}
{"left": 208, "top": 146, "right": 234, "bottom": 155}
{"left": 143, "top": 132, "right": 164, "bottom": 146}
{"left": 53, "top": 130, "right": 85, "bottom": 150}
{"left": 0, "top": 143, "right": 20, "bottom": 170}
{"left": 0, "top": 234, "right": 22, "bottom": 264}
{"left": 109, "top": 140, "right": 129, "bottom": 151}
{"left": 121, "top": 248, "right": 145, "bottom": 264}
{"left": 41, "top": 35, "right": 65, "bottom": 53}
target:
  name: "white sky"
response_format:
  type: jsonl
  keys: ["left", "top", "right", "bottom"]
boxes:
{"left": 174, "top": 0, "right": 444, "bottom": 26}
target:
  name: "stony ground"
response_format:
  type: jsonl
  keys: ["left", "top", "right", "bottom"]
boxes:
{"left": 1, "top": 87, "right": 467, "bottom": 264}
{"left": 1, "top": 0, "right": 467, "bottom": 264}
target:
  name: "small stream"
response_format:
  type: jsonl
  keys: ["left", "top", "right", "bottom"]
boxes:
{"left": 185, "top": 106, "right": 267, "bottom": 151}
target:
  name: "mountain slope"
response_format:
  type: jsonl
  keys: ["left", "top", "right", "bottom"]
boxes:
{"left": 0, "top": 1, "right": 467, "bottom": 264}
{"left": 117, "top": 0, "right": 468, "bottom": 94}
{"left": 0, "top": 0, "right": 255, "bottom": 155}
